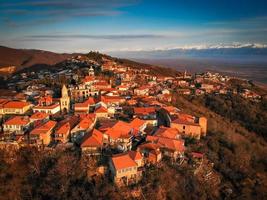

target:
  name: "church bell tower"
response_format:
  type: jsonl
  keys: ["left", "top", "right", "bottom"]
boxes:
{"left": 60, "top": 84, "right": 70, "bottom": 113}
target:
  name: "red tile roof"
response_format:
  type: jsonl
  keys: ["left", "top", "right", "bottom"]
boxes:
{"left": 3, "top": 101, "right": 30, "bottom": 109}
{"left": 4, "top": 116, "right": 30, "bottom": 125}
{"left": 83, "top": 76, "right": 95, "bottom": 83}
{"left": 105, "top": 121, "right": 132, "bottom": 139}
{"left": 146, "top": 135, "right": 185, "bottom": 152}
{"left": 154, "top": 127, "right": 180, "bottom": 139}
{"left": 55, "top": 116, "right": 80, "bottom": 135}
{"left": 30, "top": 120, "right": 57, "bottom": 135}
{"left": 111, "top": 153, "right": 137, "bottom": 170}
{"left": 101, "top": 96, "right": 124, "bottom": 104}
{"left": 76, "top": 117, "right": 94, "bottom": 130}
{"left": 134, "top": 107, "right": 156, "bottom": 115}
{"left": 130, "top": 118, "right": 146, "bottom": 130}
{"left": 128, "top": 150, "right": 142, "bottom": 161}
{"left": 34, "top": 103, "right": 60, "bottom": 110}
{"left": 81, "top": 129, "right": 103, "bottom": 147}
{"left": 30, "top": 112, "right": 49, "bottom": 120}
{"left": 95, "top": 106, "right": 108, "bottom": 113}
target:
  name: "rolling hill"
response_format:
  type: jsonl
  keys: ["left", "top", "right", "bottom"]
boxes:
{"left": 0, "top": 46, "right": 74, "bottom": 75}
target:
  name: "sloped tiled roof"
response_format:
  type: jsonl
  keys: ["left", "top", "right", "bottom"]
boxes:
{"left": 105, "top": 120, "right": 132, "bottom": 139}
{"left": 81, "top": 129, "right": 103, "bottom": 147}
{"left": 30, "top": 112, "right": 49, "bottom": 120}
{"left": 3, "top": 101, "right": 30, "bottom": 109}
{"left": 129, "top": 118, "right": 146, "bottom": 129}
{"left": 154, "top": 127, "right": 180, "bottom": 139}
{"left": 30, "top": 120, "right": 57, "bottom": 135}
{"left": 146, "top": 135, "right": 185, "bottom": 152}
{"left": 4, "top": 116, "right": 30, "bottom": 125}
{"left": 111, "top": 153, "right": 138, "bottom": 170}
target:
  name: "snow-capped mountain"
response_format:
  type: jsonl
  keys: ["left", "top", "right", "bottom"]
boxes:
{"left": 109, "top": 43, "right": 267, "bottom": 59}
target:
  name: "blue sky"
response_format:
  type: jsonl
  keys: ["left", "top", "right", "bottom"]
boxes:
{"left": 0, "top": 0, "right": 267, "bottom": 52}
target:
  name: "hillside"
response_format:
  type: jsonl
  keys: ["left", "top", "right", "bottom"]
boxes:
{"left": 0, "top": 46, "right": 74, "bottom": 75}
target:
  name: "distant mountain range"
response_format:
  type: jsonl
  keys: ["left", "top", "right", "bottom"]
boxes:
{"left": 109, "top": 43, "right": 267, "bottom": 61}
{"left": 0, "top": 46, "right": 74, "bottom": 72}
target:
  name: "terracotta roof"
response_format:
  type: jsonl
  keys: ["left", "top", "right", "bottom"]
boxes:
{"left": 83, "top": 76, "right": 95, "bottom": 83}
{"left": 56, "top": 122, "right": 71, "bottom": 135}
{"left": 4, "top": 116, "right": 30, "bottom": 125}
{"left": 111, "top": 153, "right": 137, "bottom": 170}
{"left": 55, "top": 116, "right": 79, "bottom": 135}
{"left": 30, "top": 120, "right": 57, "bottom": 135}
{"left": 30, "top": 112, "right": 49, "bottom": 120}
{"left": 138, "top": 142, "right": 161, "bottom": 151}
{"left": 154, "top": 127, "right": 180, "bottom": 139}
{"left": 76, "top": 118, "right": 94, "bottom": 130}
{"left": 34, "top": 103, "right": 60, "bottom": 110}
{"left": 74, "top": 102, "right": 89, "bottom": 109}
{"left": 3, "top": 101, "right": 30, "bottom": 109}
{"left": 81, "top": 129, "right": 103, "bottom": 147}
{"left": 75, "top": 97, "right": 98, "bottom": 110}
{"left": 134, "top": 107, "right": 156, "bottom": 115}
{"left": 95, "top": 106, "right": 108, "bottom": 113}
{"left": 101, "top": 96, "right": 124, "bottom": 104}
{"left": 130, "top": 118, "right": 146, "bottom": 129}
{"left": 84, "top": 97, "right": 96, "bottom": 105}
{"left": 79, "top": 113, "right": 96, "bottom": 120}
{"left": 146, "top": 135, "right": 185, "bottom": 152}
{"left": 128, "top": 150, "right": 142, "bottom": 161}
{"left": 105, "top": 121, "right": 132, "bottom": 139}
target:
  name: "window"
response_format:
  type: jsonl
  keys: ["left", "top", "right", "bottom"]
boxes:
{"left": 183, "top": 126, "right": 185, "bottom": 129}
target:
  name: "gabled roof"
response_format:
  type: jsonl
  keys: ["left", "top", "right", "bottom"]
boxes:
{"left": 128, "top": 150, "right": 142, "bottom": 161}
{"left": 76, "top": 117, "right": 94, "bottom": 130}
{"left": 146, "top": 135, "right": 185, "bottom": 152}
{"left": 111, "top": 153, "right": 138, "bottom": 170}
{"left": 105, "top": 120, "right": 132, "bottom": 139}
{"left": 81, "top": 129, "right": 103, "bottom": 147}
{"left": 30, "top": 120, "right": 57, "bottom": 135}
{"left": 4, "top": 116, "right": 30, "bottom": 126}
{"left": 95, "top": 106, "right": 108, "bottom": 113}
{"left": 154, "top": 127, "right": 180, "bottom": 139}
{"left": 55, "top": 116, "right": 79, "bottom": 135}
{"left": 56, "top": 122, "right": 71, "bottom": 135}
{"left": 129, "top": 118, "right": 146, "bottom": 129}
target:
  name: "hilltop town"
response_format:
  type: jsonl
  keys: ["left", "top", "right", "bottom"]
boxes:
{"left": 0, "top": 52, "right": 266, "bottom": 199}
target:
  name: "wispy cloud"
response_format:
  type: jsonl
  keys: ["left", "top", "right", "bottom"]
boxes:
{"left": 23, "top": 34, "right": 165, "bottom": 40}
{"left": 0, "top": 0, "right": 137, "bottom": 27}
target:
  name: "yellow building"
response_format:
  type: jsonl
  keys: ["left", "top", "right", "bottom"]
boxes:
{"left": 171, "top": 117, "right": 207, "bottom": 139}
{"left": 1, "top": 101, "right": 31, "bottom": 115}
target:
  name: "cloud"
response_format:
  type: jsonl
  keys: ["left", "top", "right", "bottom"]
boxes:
{"left": 23, "top": 34, "right": 165, "bottom": 40}
{"left": 0, "top": 0, "right": 137, "bottom": 27}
